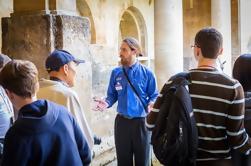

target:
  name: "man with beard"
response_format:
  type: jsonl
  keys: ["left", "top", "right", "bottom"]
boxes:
{"left": 95, "top": 37, "right": 158, "bottom": 166}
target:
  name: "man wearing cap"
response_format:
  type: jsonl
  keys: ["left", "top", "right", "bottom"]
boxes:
{"left": 37, "top": 49, "right": 94, "bottom": 149}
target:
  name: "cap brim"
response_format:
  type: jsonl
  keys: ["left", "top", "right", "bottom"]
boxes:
{"left": 73, "top": 59, "right": 85, "bottom": 65}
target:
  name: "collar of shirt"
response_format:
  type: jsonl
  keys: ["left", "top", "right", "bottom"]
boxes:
{"left": 123, "top": 60, "right": 139, "bottom": 73}
{"left": 50, "top": 77, "right": 70, "bottom": 87}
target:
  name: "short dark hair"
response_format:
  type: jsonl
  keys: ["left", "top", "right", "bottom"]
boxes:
{"left": 195, "top": 27, "right": 223, "bottom": 59}
{"left": 233, "top": 54, "right": 251, "bottom": 91}
{"left": 0, "top": 60, "right": 38, "bottom": 98}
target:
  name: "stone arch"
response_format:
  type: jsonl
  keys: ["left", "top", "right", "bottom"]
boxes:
{"left": 76, "top": 0, "right": 96, "bottom": 44}
{"left": 119, "top": 6, "right": 148, "bottom": 56}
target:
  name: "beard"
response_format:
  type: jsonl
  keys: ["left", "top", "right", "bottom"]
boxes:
{"left": 120, "top": 58, "right": 130, "bottom": 66}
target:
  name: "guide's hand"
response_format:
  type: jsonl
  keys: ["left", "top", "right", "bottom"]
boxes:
{"left": 93, "top": 97, "right": 108, "bottom": 112}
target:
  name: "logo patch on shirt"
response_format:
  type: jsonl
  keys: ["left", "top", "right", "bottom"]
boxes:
{"left": 115, "top": 82, "right": 122, "bottom": 91}
{"left": 116, "top": 77, "right": 122, "bottom": 81}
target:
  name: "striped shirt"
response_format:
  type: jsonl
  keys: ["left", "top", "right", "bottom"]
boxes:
{"left": 146, "top": 68, "right": 251, "bottom": 162}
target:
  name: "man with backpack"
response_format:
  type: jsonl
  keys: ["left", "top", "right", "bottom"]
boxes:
{"left": 147, "top": 27, "right": 251, "bottom": 166}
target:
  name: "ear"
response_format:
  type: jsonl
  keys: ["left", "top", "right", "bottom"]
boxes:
{"left": 195, "top": 47, "right": 200, "bottom": 57}
{"left": 62, "top": 64, "right": 69, "bottom": 76}
{"left": 131, "top": 49, "right": 137, "bottom": 56}
{"left": 5, "top": 89, "right": 14, "bottom": 100}
{"left": 218, "top": 48, "right": 223, "bottom": 55}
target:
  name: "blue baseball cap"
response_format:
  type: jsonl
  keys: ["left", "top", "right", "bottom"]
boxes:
{"left": 46, "top": 49, "right": 85, "bottom": 72}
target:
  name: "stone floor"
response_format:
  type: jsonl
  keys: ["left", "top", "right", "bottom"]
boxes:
{"left": 92, "top": 136, "right": 162, "bottom": 166}
{"left": 106, "top": 160, "right": 162, "bottom": 166}
{"left": 105, "top": 154, "right": 162, "bottom": 166}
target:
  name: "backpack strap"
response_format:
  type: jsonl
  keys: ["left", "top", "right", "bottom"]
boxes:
{"left": 169, "top": 72, "right": 191, "bottom": 87}
{"left": 122, "top": 68, "right": 147, "bottom": 112}
{"left": 172, "top": 72, "right": 197, "bottom": 165}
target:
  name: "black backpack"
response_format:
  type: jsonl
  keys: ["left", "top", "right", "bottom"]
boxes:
{"left": 151, "top": 72, "right": 198, "bottom": 166}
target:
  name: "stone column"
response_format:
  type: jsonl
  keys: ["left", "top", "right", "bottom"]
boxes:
{"left": 2, "top": 0, "right": 92, "bottom": 121}
{"left": 239, "top": 0, "right": 251, "bottom": 54}
{"left": 155, "top": 0, "right": 183, "bottom": 88}
{"left": 13, "top": 0, "right": 76, "bottom": 15}
{"left": 211, "top": 0, "right": 232, "bottom": 75}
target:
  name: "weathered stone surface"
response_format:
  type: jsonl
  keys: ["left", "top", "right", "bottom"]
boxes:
{"left": 57, "top": 14, "right": 93, "bottom": 123}
{"left": 2, "top": 14, "right": 51, "bottom": 78}
{"left": 89, "top": 44, "right": 117, "bottom": 161}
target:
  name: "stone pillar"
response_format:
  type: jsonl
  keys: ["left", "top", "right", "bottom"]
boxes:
{"left": 13, "top": 0, "right": 49, "bottom": 14}
{"left": 2, "top": 0, "right": 92, "bottom": 121}
{"left": 13, "top": 0, "right": 76, "bottom": 15}
{"left": 240, "top": 0, "right": 251, "bottom": 54}
{"left": 155, "top": 0, "right": 183, "bottom": 88}
{"left": 211, "top": 0, "right": 232, "bottom": 75}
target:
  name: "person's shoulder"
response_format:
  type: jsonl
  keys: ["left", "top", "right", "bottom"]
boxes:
{"left": 110, "top": 66, "right": 123, "bottom": 77}
{"left": 190, "top": 69, "right": 239, "bottom": 86}
{"left": 5, "top": 123, "right": 20, "bottom": 139}
{"left": 39, "top": 78, "right": 59, "bottom": 88}
{"left": 46, "top": 100, "right": 68, "bottom": 110}
{"left": 138, "top": 63, "right": 155, "bottom": 76}
{"left": 218, "top": 72, "right": 240, "bottom": 86}
{"left": 46, "top": 100, "right": 74, "bottom": 119}
{"left": 39, "top": 79, "right": 68, "bottom": 94}
{"left": 112, "top": 66, "right": 123, "bottom": 72}
{"left": 40, "top": 80, "right": 76, "bottom": 97}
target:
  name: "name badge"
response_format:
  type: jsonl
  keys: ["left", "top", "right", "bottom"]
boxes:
{"left": 115, "top": 82, "right": 122, "bottom": 91}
